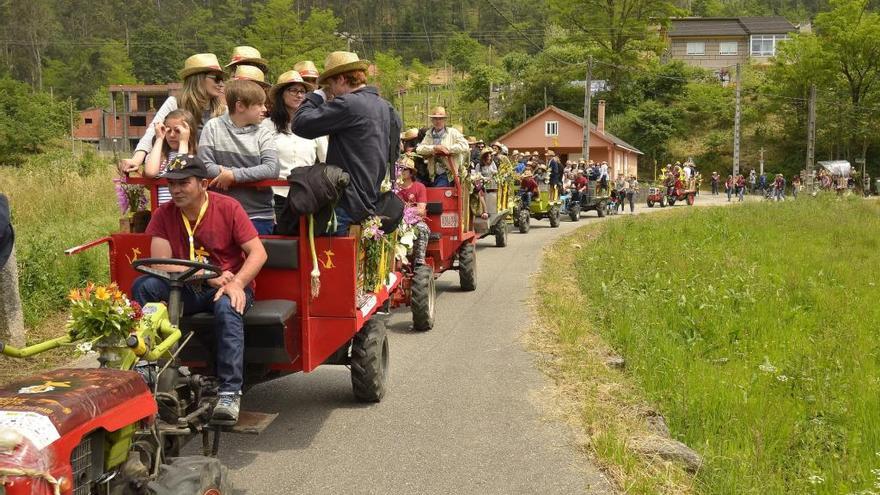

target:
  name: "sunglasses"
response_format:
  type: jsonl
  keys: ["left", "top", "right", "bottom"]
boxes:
{"left": 284, "top": 86, "right": 307, "bottom": 95}
{"left": 206, "top": 74, "right": 225, "bottom": 83}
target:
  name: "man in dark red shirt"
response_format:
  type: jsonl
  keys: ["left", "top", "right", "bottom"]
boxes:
{"left": 520, "top": 169, "right": 539, "bottom": 209}
{"left": 396, "top": 157, "right": 430, "bottom": 265}
{"left": 132, "top": 154, "right": 267, "bottom": 425}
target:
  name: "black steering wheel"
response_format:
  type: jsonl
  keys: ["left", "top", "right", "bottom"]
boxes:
{"left": 132, "top": 258, "right": 222, "bottom": 285}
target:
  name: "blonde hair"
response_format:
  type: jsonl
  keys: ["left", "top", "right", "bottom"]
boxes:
{"left": 179, "top": 73, "right": 225, "bottom": 128}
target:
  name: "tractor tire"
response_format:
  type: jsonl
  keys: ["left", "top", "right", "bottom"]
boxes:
{"left": 597, "top": 202, "right": 606, "bottom": 217}
{"left": 687, "top": 193, "right": 695, "bottom": 205}
{"left": 668, "top": 196, "right": 676, "bottom": 207}
{"left": 148, "top": 456, "right": 231, "bottom": 495}
{"left": 458, "top": 242, "right": 477, "bottom": 292}
{"left": 647, "top": 201, "right": 654, "bottom": 208}
{"left": 660, "top": 197, "right": 666, "bottom": 207}
{"left": 518, "top": 210, "right": 530, "bottom": 234}
{"left": 411, "top": 265, "right": 435, "bottom": 331}
{"left": 494, "top": 221, "right": 508, "bottom": 247}
{"left": 351, "top": 318, "right": 389, "bottom": 402}
{"left": 569, "top": 204, "right": 580, "bottom": 222}
{"left": 512, "top": 208, "right": 521, "bottom": 227}
{"left": 549, "top": 207, "right": 560, "bottom": 228}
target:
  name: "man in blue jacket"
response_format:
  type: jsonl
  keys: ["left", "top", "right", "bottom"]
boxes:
{"left": 294, "top": 51, "right": 402, "bottom": 236}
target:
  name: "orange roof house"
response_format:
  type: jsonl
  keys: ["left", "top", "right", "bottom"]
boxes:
{"left": 497, "top": 103, "right": 643, "bottom": 177}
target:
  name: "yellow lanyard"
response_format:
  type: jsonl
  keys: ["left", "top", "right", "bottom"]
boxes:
{"left": 181, "top": 194, "right": 209, "bottom": 261}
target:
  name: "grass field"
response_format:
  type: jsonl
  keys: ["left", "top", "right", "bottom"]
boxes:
{"left": 0, "top": 148, "right": 117, "bottom": 329}
{"left": 536, "top": 197, "right": 880, "bottom": 494}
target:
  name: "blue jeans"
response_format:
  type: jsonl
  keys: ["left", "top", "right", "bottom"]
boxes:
{"left": 432, "top": 174, "right": 451, "bottom": 187}
{"left": 519, "top": 191, "right": 533, "bottom": 209}
{"left": 332, "top": 206, "right": 353, "bottom": 237}
{"left": 131, "top": 275, "right": 254, "bottom": 393}
{"left": 251, "top": 219, "right": 275, "bottom": 235}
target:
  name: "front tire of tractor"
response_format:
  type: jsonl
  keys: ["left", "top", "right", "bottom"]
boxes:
{"left": 518, "top": 210, "right": 530, "bottom": 233}
{"left": 411, "top": 265, "right": 435, "bottom": 331}
{"left": 569, "top": 204, "right": 580, "bottom": 221}
{"left": 668, "top": 196, "right": 676, "bottom": 206}
{"left": 351, "top": 318, "right": 389, "bottom": 402}
{"left": 148, "top": 456, "right": 231, "bottom": 495}
{"left": 458, "top": 242, "right": 477, "bottom": 291}
{"left": 660, "top": 197, "right": 666, "bottom": 207}
{"left": 597, "top": 202, "right": 606, "bottom": 217}
{"left": 549, "top": 207, "right": 560, "bottom": 228}
{"left": 494, "top": 221, "right": 508, "bottom": 247}
{"left": 647, "top": 200, "right": 654, "bottom": 208}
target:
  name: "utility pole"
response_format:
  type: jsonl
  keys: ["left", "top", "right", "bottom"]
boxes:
{"left": 582, "top": 56, "right": 593, "bottom": 163}
{"left": 759, "top": 147, "right": 764, "bottom": 176}
{"left": 732, "top": 63, "right": 741, "bottom": 177}
{"left": 544, "top": 86, "right": 547, "bottom": 109}
{"left": 806, "top": 84, "right": 817, "bottom": 175}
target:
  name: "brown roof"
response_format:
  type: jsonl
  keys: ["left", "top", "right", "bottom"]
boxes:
{"left": 669, "top": 16, "right": 795, "bottom": 37}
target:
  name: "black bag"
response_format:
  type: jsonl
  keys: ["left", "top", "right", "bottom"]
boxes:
{"left": 275, "top": 164, "right": 350, "bottom": 235}
{"left": 373, "top": 103, "right": 405, "bottom": 234}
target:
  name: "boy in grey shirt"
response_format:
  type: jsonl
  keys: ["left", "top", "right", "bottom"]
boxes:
{"left": 199, "top": 79, "right": 279, "bottom": 234}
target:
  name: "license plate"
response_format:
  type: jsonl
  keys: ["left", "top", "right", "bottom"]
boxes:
{"left": 440, "top": 212, "right": 458, "bottom": 228}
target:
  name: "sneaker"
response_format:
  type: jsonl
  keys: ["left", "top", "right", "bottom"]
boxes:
{"left": 211, "top": 392, "right": 241, "bottom": 425}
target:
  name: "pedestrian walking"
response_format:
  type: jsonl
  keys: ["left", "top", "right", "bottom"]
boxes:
{"left": 626, "top": 176, "right": 638, "bottom": 213}
{"left": 711, "top": 172, "right": 720, "bottom": 196}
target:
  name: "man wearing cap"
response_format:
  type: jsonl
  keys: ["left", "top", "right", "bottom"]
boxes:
{"left": 416, "top": 106, "right": 468, "bottom": 187}
{"left": 131, "top": 154, "right": 268, "bottom": 426}
{"left": 293, "top": 51, "right": 401, "bottom": 235}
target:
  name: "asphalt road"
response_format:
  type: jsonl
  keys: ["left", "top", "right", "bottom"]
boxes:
{"left": 218, "top": 197, "right": 731, "bottom": 494}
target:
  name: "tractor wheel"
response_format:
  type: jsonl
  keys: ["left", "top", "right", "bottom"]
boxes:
{"left": 597, "top": 202, "right": 606, "bottom": 217}
{"left": 458, "top": 242, "right": 477, "bottom": 291}
{"left": 494, "top": 221, "right": 508, "bottom": 247}
{"left": 647, "top": 200, "right": 654, "bottom": 208}
{"left": 569, "top": 204, "right": 580, "bottom": 222}
{"left": 660, "top": 197, "right": 666, "bottom": 207}
{"left": 668, "top": 196, "right": 676, "bottom": 207}
{"left": 411, "top": 265, "right": 435, "bottom": 331}
{"left": 518, "top": 209, "right": 530, "bottom": 234}
{"left": 549, "top": 207, "right": 560, "bottom": 228}
{"left": 148, "top": 456, "right": 231, "bottom": 495}
{"left": 351, "top": 318, "right": 389, "bottom": 402}
{"left": 512, "top": 208, "right": 521, "bottom": 227}
{"left": 687, "top": 193, "right": 695, "bottom": 205}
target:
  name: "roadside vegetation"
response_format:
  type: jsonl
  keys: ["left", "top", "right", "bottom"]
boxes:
{"left": 536, "top": 197, "right": 880, "bottom": 494}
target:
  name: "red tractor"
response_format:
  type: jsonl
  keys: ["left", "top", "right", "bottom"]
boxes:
{"left": 0, "top": 179, "right": 399, "bottom": 494}
{"left": 394, "top": 158, "right": 477, "bottom": 332}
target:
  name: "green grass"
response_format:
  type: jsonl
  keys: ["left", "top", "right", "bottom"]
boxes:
{"left": 0, "top": 148, "right": 118, "bottom": 329}
{"left": 544, "top": 197, "right": 880, "bottom": 494}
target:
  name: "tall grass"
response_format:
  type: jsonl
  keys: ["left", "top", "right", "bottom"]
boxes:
{"left": 567, "top": 197, "right": 880, "bottom": 494}
{"left": 0, "top": 148, "right": 118, "bottom": 328}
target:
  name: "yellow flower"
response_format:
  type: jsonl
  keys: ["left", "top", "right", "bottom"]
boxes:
{"left": 68, "top": 288, "right": 81, "bottom": 302}
{"left": 94, "top": 286, "right": 110, "bottom": 301}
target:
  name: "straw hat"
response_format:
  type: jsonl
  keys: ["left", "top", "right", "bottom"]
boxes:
{"left": 480, "top": 148, "right": 494, "bottom": 158}
{"left": 522, "top": 170, "right": 534, "bottom": 178}
{"left": 400, "top": 156, "right": 416, "bottom": 171}
{"left": 512, "top": 149, "right": 521, "bottom": 155}
{"left": 428, "top": 106, "right": 448, "bottom": 118}
{"left": 318, "top": 51, "right": 370, "bottom": 84}
{"left": 269, "top": 70, "right": 315, "bottom": 99}
{"left": 179, "top": 53, "right": 223, "bottom": 79}
{"left": 522, "top": 151, "right": 531, "bottom": 157}
{"left": 467, "top": 136, "right": 478, "bottom": 145}
{"left": 293, "top": 60, "right": 320, "bottom": 80}
{"left": 401, "top": 128, "right": 420, "bottom": 141}
{"left": 226, "top": 46, "right": 268, "bottom": 71}
{"left": 232, "top": 65, "right": 271, "bottom": 88}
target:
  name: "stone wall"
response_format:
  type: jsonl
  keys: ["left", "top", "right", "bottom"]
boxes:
{"left": 669, "top": 38, "right": 749, "bottom": 71}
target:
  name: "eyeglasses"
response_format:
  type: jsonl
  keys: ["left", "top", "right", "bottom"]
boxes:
{"left": 284, "top": 87, "right": 307, "bottom": 95}
{"left": 206, "top": 74, "right": 225, "bottom": 83}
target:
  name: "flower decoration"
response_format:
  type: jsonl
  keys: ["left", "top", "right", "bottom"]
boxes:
{"left": 113, "top": 178, "right": 148, "bottom": 217}
{"left": 67, "top": 282, "right": 143, "bottom": 345}
{"left": 359, "top": 216, "right": 393, "bottom": 293}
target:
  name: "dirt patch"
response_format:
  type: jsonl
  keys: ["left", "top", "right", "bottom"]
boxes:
{"left": 0, "top": 311, "right": 76, "bottom": 385}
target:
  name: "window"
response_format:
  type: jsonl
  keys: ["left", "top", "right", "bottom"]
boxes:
{"left": 719, "top": 41, "right": 738, "bottom": 55}
{"left": 750, "top": 34, "right": 788, "bottom": 57}
{"left": 545, "top": 120, "right": 559, "bottom": 137}
{"left": 84, "top": 118, "right": 93, "bottom": 124}
{"left": 129, "top": 116, "right": 147, "bottom": 127}
{"left": 686, "top": 42, "right": 705, "bottom": 55}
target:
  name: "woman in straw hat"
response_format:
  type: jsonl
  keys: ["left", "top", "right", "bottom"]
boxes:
{"left": 293, "top": 51, "right": 402, "bottom": 236}
{"left": 263, "top": 70, "right": 328, "bottom": 218}
{"left": 119, "top": 53, "right": 227, "bottom": 174}
{"left": 226, "top": 46, "right": 269, "bottom": 73}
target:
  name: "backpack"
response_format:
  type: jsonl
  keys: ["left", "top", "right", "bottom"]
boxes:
{"left": 275, "top": 164, "right": 350, "bottom": 235}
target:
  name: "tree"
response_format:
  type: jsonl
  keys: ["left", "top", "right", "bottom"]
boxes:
{"left": 4, "top": 0, "right": 59, "bottom": 89}
{"left": 445, "top": 33, "right": 484, "bottom": 73}
{"left": 130, "top": 24, "right": 186, "bottom": 84}
{"left": 0, "top": 78, "right": 69, "bottom": 163}
{"left": 374, "top": 51, "right": 407, "bottom": 104}
{"left": 461, "top": 64, "right": 509, "bottom": 104}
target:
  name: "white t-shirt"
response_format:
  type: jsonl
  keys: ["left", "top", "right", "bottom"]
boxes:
{"left": 260, "top": 118, "right": 328, "bottom": 196}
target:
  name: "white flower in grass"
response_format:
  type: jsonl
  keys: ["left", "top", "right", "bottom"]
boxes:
{"left": 76, "top": 342, "right": 93, "bottom": 353}
{"left": 807, "top": 475, "right": 824, "bottom": 485}
{"left": 758, "top": 356, "right": 777, "bottom": 373}
{"left": 776, "top": 375, "right": 789, "bottom": 382}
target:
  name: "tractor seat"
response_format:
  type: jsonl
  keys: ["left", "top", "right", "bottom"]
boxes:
{"left": 179, "top": 300, "right": 297, "bottom": 363}
{"left": 0, "top": 368, "right": 154, "bottom": 441}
